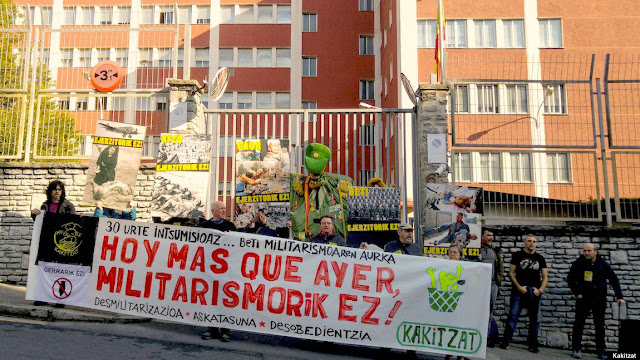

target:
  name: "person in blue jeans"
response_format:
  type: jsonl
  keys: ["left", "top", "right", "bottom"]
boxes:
{"left": 500, "top": 234, "right": 548, "bottom": 353}
{"left": 93, "top": 201, "right": 136, "bottom": 220}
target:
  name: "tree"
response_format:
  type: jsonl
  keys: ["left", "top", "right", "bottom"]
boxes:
{"left": 0, "top": 0, "right": 81, "bottom": 160}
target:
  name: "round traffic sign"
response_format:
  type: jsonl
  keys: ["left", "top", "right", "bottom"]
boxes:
{"left": 90, "top": 60, "right": 123, "bottom": 92}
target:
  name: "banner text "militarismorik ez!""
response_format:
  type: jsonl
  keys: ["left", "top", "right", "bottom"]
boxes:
{"left": 88, "top": 219, "right": 490, "bottom": 357}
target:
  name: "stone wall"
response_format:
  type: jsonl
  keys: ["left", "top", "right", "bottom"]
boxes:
{"left": 487, "top": 225, "right": 639, "bottom": 352}
{"left": 0, "top": 162, "right": 155, "bottom": 283}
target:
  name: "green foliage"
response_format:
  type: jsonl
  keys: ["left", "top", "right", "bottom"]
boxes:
{"left": 0, "top": 0, "right": 81, "bottom": 160}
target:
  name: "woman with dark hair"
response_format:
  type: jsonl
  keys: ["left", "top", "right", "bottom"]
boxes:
{"left": 94, "top": 145, "right": 119, "bottom": 185}
{"left": 30, "top": 180, "right": 76, "bottom": 220}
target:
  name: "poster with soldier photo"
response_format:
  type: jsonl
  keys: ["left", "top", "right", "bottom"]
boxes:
{"left": 346, "top": 186, "right": 401, "bottom": 248}
{"left": 423, "top": 211, "right": 482, "bottom": 258}
{"left": 234, "top": 139, "right": 290, "bottom": 229}
{"left": 83, "top": 120, "right": 147, "bottom": 212}
{"left": 151, "top": 134, "right": 212, "bottom": 221}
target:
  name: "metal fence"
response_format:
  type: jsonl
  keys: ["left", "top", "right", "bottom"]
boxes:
{"left": 449, "top": 52, "right": 640, "bottom": 224}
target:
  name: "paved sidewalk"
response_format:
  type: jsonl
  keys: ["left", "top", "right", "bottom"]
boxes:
{"left": 0, "top": 282, "right": 606, "bottom": 359}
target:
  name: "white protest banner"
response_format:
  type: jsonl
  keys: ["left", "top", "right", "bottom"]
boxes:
{"left": 33, "top": 218, "right": 491, "bottom": 357}
{"left": 36, "top": 262, "right": 91, "bottom": 306}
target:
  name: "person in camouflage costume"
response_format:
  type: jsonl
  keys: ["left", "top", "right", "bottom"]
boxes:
{"left": 290, "top": 143, "right": 352, "bottom": 242}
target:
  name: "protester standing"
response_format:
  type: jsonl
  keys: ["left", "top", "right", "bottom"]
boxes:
{"left": 198, "top": 200, "right": 236, "bottom": 342}
{"left": 383, "top": 223, "right": 422, "bottom": 256}
{"left": 500, "top": 234, "right": 548, "bottom": 353}
{"left": 567, "top": 243, "right": 625, "bottom": 360}
{"left": 310, "top": 216, "right": 346, "bottom": 246}
{"left": 479, "top": 230, "right": 503, "bottom": 347}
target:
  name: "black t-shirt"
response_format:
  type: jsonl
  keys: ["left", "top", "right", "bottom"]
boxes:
{"left": 511, "top": 250, "right": 547, "bottom": 288}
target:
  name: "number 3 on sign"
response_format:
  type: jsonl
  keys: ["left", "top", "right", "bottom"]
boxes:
{"left": 90, "top": 60, "right": 123, "bottom": 92}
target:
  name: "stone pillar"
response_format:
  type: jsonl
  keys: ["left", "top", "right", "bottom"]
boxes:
{"left": 166, "top": 78, "right": 206, "bottom": 134}
{"left": 415, "top": 84, "right": 449, "bottom": 237}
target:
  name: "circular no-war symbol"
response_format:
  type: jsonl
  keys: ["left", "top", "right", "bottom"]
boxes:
{"left": 52, "top": 277, "right": 73, "bottom": 300}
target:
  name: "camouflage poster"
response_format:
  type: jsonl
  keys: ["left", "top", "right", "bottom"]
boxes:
{"left": 83, "top": 120, "right": 146, "bottom": 211}
{"left": 151, "top": 134, "right": 212, "bottom": 220}
{"left": 234, "top": 139, "right": 290, "bottom": 229}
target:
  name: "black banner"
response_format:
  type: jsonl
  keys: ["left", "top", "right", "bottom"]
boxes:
{"left": 36, "top": 213, "right": 98, "bottom": 266}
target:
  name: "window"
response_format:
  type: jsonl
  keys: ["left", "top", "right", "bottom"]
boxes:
{"left": 218, "top": 137, "right": 235, "bottom": 156}
{"left": 547, "top": 153, "right": 571, "bottom": 183}
{"left": 62, "top": 7, "right": 75, "bottom": 25}
{"left": 473, "top": 20, "right": 496, "bottom": 48}
{"left": 359, "top": 170, "right": 375, "bottom": 186}
{"left": 302, "top": 101, "right": 317, "bottom": 109}
{"left": 359, "top": 124, "right": 375, "bottom": 146}
{"left": 221, "top": 6, "right": 235, "bottom": 24}
{"left": 238, "top": 49, "right": 253, "bottom": 67}
{"left": 76, "top": 98, "right": 88, "bottom": 110}
{"left": 96, "top": 49, "right": 110, "bottom": 62}
{"left": 539, "top": 19, "right": 562, "bottom": 48}
{"left": 276, "top": 49, "right": 291, "bottom": 68}
{"left": 177, "top": 49, "right": 184, "bottom": 67}
{"left": 42, "top": 7, "right": 53, "bottom": 25}
{"left": 276, "top": 93, "right": 290, "bottom": 109}
{"left": 115, "top": 49, "right": 128, "bottom": 67}
{"left": 509, "top": 153, "right": 532, "bottom": 182}
{"left": 237, "top": 93, "right": 252, "bottom": 109}
{"left": 217, "top": 182, "right": 232, "bottom": 196}
{"left": 138, "top": 49, "right": 152, "bottom": 67}
{"left": 77, "top": 49, "right": 91, "bottom": 67}
{"left": 219, "top": 49, "right": 234, "bottom": 67}
{"left": 141, "top": 7, "right": 154, "bottom": 24}
{"left": 258, "top": 5, "right": 273, "bottom": 23}
{"left": 196, "top": 6, "right": 210, "bottom": 24}
{"left": 257, "top": 93, "right": 272, "bottom": 109}
{"left": 218, "top": 93, "right": 232, "bottom": 109}
{"left": 97, "top": 7, "right": 112, "bottom": 25}
{"left": 157, "top": 49, "right": 172, "bottom": 67}
{"left": 453, "top": 85, "right": 469, "bottom": 113}
{"left": 446, "top": 20, "right": 467, "bottom": 48}
{"left": 303, "top": 13, "right": 317, "bottom": 31}
{"left": 359, "top": 80, "right": 374, "bottom": 100}
{"left": 480, "top": 153, "right": 502, "bottom": 182}
{"left": 136, "top": 98, "right": 153, "bottom": 111}
{"left": 359, "top": 36, "right": 374, "bottom": 55}
{"left": 115, "top": 7, "right": 130, "bottom": 25}
{"left": 302, "top": 57, "right": 317, "bottom": 77}
{"left": 417, "top": 20, "right": 436, "bottom": 48}
{"left": 506, "top": 85, "right": 528, "bottom": 114}
{"left": 156, "top": 97, "right": 167, "bottom": 111}
{"left": 110, "top": 98, "right": 126, "bottom": 111}
{"left": 543, "top": 84, "right": 566, "bottom": 114}
{"left": 453, "top": 152, "right": 472, "bottom": 182}
{"left": 276, "top": 5, "right": 291, "bottom": 24}
{"left": 41, "top": 49, "right": 50, "bottom": 67}
{"left": 59, "top": 98, "right": 70, "bottom": 110}
{"left": 477, "top": 85, "right": 498, "bottom": 113}
{"left": 160, "top": 8, "right": 174, "bottom": 24}
{"left": 503, "top": 20, "right": 524, "bottom": 48}
{"left": 236, "top": 5, "right": 253, "bottom": 23}
{"left": 257, "top": 48, "right": 272, "bottom": 67}
{"left": 78, "top": 7, "right": 94, "bottom": 25}
{"left": 195, "top": 48, "right": 209, "bottom": 67}
{"left": 61, "top": 49, "right": 73, "bottom": 67}
{"left": 359, "top": 0, "right": 374, "bottom": 11}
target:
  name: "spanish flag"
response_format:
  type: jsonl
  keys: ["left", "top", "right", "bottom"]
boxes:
{"left": 434, "top": 0, "right": 445, "bottom": 82}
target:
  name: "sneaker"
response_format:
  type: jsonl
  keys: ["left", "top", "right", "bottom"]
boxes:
{"left": 498, "top": 343, "right": 509, "bottom": 350}
{"left": 528, "top": 346, "right": 539, "bottom": 353}
{"left": 571, "top": 350, "right": 581, "bottom": 359}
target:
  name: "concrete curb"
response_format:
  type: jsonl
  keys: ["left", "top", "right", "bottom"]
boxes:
{"left": 0, "top": 303, "right": 151, "bottom": 323}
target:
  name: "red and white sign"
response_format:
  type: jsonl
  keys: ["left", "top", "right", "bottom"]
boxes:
{"left": 90, "top": 60, "right": 123, "bottom": 92}
{"left": 35, "top": 262, "right": 91, "bottom": 306}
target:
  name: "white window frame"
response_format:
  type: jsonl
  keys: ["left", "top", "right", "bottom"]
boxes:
{"left": 221, "top": 5, "right": 235, "bottom": 24}
{"left": 359, "top": 124, "right": 375, "bottom": 146}
{"left": 236, "top": 5, "right": 253, "bottom": 23}
{"left": 276, "top": 5, "right": 291, "bottom": 24}
{"left": 258, "top": 5, "right": 273, "bottom": 24}
{"left": 446, "top": 20, "right": 467, "bottom": 48}
{"left": 506, "top": 85, "right": 529, "bottom": 114}
{"left": 276, "top": 48, "right": 291, "bottom": 68}
{"left": 257, "top": 48, "right": 272, "bottom": 67}
{"left": 157, "top": 48, "right": 172, "bottom": 68}
{"left": 159, "top": 7, "right": 174, "bottom": 24}
{"left": 359, "top": 80, "right": 374, "bottom": 100}
{"left": 219, "top": 48, "right": 234, "bottom": 67}
{"left": 503, "top": 19, "right": 525, "bottom": 48}
{"left": 508, "top": 152, "right": 532, "bottom": 183}
{"left": 473, "top": 19, "right": 496, "bottom": 48}
{"left": 97, "top": 6, "right": 112, "bottom": 25}
{"left": 237, "top": 92, "right": 252, "bottom": 109}
{"left": 359, "top": 35, "right": 374, "bottom": 55}
{"left": 195, "top": 48, "right": 209, "bottom": 68}
{"left": 237, "top": 48, "right": 253, "bottom": 67}
{"left": 218, "top": 93, "right": 233, "bottom": 109}
{"left": 543, "top": 84, "right": 567, "bottom": 114}
{"left": 453, "top": 85, "right": 469, "bottom": 113}
{"left": 302, "top": 57, "right": 317, "bottom": 77}
{"left": 477, "top": 84, "right": 498, "bottom": 113}
{"left": 196, "top": 6, "right": 210, "bottom": 24}
{"left": 77, "top": 49, "right": 92, "bottom": 68}
{"left": 547, "top": 153, "right": 571, "bottom": 183}
{"left": 115, "top": 7, "right": 130, "bottom": 25}
{"left": 257, "top": 92, "right": 272, "bottom": 109}
{"left": 417, "top": 20, "right": 436, "bottom": 48}
{"left": 275, "top": 92, "right": 290, "bottom": 109}
{"left": 303, "top": 13, "right": 317, "bottom": 32}
{"left": 453, "top": 152, "right": 472, "bottom": 182}
{"left": 479, "top": 152, "right": 502, "bottom": 182}
{"left": 539, "top": 19, "right": 563, "bottom": 48}
{"left": 302, "top": 101, "right": 317, "bottom": 109}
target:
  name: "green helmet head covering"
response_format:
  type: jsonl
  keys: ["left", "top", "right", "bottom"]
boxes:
{"left": 305, "top": 143, "right": 331, "bottom": 175}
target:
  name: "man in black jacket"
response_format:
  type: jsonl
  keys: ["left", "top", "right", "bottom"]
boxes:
{"left": 310, "top": 216, "right": 346, "bottom": 246}
{"left": 567, "top": 243, "right": 625, "bottom": 360}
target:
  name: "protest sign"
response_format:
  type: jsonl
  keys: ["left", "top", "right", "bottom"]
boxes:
{"left": 346, "top": 187, "right": 401, "bottom": 248}
{"left": 152, "top": 134, "right": 212, "bottom": 220}
{"left": 235, "top": 139, "right": 290, "bottom": 229}
{"left": 83, "top": 120, "right": 147, "bottom": 211}
{"left": 27, "top": 217, "right": 490, "bottom": 357}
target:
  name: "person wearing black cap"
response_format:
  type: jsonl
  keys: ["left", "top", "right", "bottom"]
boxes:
{"left": 383, "top": 223, "right": 422, "bottom": 256}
